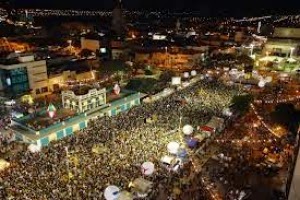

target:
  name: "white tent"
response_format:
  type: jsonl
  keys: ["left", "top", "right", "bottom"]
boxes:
{"left": 141, "top": 162, "right": 155, "bottom": 175}
{"left": 104, "top": 185, "right": 120, "bottom": 200}
{"left": 0, "top": 159, "right": 10, "bottom": 171}
{"left": 183, "top": 72, "right": 190, "bottom": 78}
{"left": 160, "top": 155, "right": 175, "bottom": 165}
{"left": 287, "top": 57, "right": 297, "bottom": 63}
{"left": 167, "top": 142, "right": 180, "bottom": 154}
{"left": 191, "top": 70, "right": 197, "bottom": 76}
{"left": 131, "top": 177, "right": 153, "bottom": 194}
{"left": 28, "top": 144, "right": 42, "bottom": 153}
{"left": 182, "top": 124, "right": 194, "bottom": 135}
{"left": 205, "top": 116, "right": 225, "bottom": 132}
{"left": 117, "top": 191, "right": 133, "bottom": 200}
{"left": 259, "top": 56, "right": 284, "bottom": 63}
{"left": 171, "top": 77, "right": 181, "bottom": 85}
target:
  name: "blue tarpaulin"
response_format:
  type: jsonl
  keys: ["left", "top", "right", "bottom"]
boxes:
{"left": 187, "top": 138, "right": 198, "bottom": 148}
{"left": 177, "top": 149, "right": 188, "bottom": 158}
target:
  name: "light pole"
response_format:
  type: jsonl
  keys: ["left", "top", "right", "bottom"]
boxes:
{"left": 250, "top": 44, "right": 254, "bottom": 57}
{"left": 165, "top": 47, "right": 168, "bottom": 67}
{"left": 290, "top": 47, "right": 295, "bottom": 58}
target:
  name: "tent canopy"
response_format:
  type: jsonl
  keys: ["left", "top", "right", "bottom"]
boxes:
{"left": 161, "top": 155, "right": 175, "bottom": 165}
{"left": 259, "top": 56, "right": 284, "bottom": 63}
{"left": 132, "top": 177, "right": 153, "bottom": 193}
{"left": 205, "top": 116, "right": 225, "bottom": 131}
{"left": 201, "top": 126, "right": 214, "bottom": 132}
{"left": 0, "top": 159, "right": 10, "bottom": 171}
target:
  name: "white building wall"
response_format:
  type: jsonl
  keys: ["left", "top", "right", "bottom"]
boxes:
{"left": 289, "top": 143, "right": 300, "bottom": 200}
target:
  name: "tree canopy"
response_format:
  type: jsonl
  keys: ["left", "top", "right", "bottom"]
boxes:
{"left": 230, "top": 94, "right": 253, "bottom": 115}
{"left": 271, "top": 103, "right": 300, "bottom": 134}
{"left": 159, "top": 71, "right": 176, "bottom": 82}
{"left": 125, "top": 78, "right": 163, "bottom": 94}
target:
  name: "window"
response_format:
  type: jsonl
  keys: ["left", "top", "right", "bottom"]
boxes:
{"left": 41, "top": 87, "right": 48, "bottom": 93}
{"left": 53, "top": 84, "right": 60, "bottom": 91}
{"left": 36, "top": 89, "right": 40, "bottom": 94}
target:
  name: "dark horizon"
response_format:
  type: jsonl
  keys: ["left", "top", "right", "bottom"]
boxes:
{"left": 3, "top": 0, "right": 300, "bottom": 17}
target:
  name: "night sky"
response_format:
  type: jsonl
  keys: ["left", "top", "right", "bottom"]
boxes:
{"left": 11, "top": 0, "right": 300, "bottom": 16}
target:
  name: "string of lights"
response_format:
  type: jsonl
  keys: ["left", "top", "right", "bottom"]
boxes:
{"left": 254, "top": 95, "right": 300, "bottom": 104}
{"left": 250, "top": 103, "right": 280, "bottom": 137}
{"left": 215, "top": 138, "right": 276, "bottom": 144}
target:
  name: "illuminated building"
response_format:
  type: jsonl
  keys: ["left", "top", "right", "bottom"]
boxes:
{"left": 0, "top": 53, "right": 48, "bottom": 97}
{"left": 62, "top": 86, "right": 107, "bottom": 113}
{"left": 111, "top": 40, "right": 126, "bottom": 60}
{"left": 263, "top": 27, "right": 300, "bottom": 57}
{"left": 0, "top": 38, "right": 31, "bottom": 53}
{"left": 80, "top": 36, "right": 101, "bottom": 52}
{"left": 48, "top": 70, "right": 96, "bottom": 93}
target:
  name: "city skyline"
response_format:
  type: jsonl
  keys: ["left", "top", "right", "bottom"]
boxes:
{"left": 8, "top": 0, "right": 300, "bottom": 16}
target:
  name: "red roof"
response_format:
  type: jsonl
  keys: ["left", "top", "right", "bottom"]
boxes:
{"left": 200, "top": 126, "right": 214, "bottom": 132}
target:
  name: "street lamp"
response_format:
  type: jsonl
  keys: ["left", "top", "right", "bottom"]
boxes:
{"left": 290, "top": 47, "right": 295, "bottom": 58}
{"left": 250, "top": 44, "right": 254, "bottom": 57}
{"left": 165, "top": 47, "right": 168, "bottom": 67}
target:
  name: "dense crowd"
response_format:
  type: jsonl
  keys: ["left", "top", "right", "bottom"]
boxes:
{"left": 0, "top": 102, "right": 13, "bottom": 145}
{"left": 0, "top": 80, "right": 239, "bottom": 200}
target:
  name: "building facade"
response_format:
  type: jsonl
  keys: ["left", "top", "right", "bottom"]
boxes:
{"left": 62, "top": 87, "right": 107, "bottom": 113}
{"left": 263, "top": 27, "right": 300, "bottom": 57}
{"left": 0, "top": 55, "right": 48, "bottom": 97}
{"left": 48, "top": 70, "right": 96, "bottom": 93}
{"left": 80, "top": 37, "right": 101, "bottom": 52}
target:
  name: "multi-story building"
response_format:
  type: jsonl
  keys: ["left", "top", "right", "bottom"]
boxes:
{"left": 80, "top": 36, "right": 101, "bottom": 52}
{"left": 263, "top": 27, "right": 300, "bottom": 57}
{"left": 0, "top": 54, "right": 48, "bottom": 97}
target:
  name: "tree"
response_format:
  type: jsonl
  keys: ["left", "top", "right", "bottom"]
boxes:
{"left": 271, "top": 103, "right": 300, "bottom": 134}
{"left": 79, "top": 49, "right": 94, "bottom": 58}
{"left": 237, "top": 55, "right": 253, "bottom": 64}
{"left": 144, "top": 69, "right": 153, "bottom": 75}
{"left": 237, "top": 55, "right": 254, "bottom": 72}
{"left": 131, "top": 63, "right": 144, "bottom": 75}
{"left": 125, "top": 78, "right": 158, "bottom": 94}
{"left": 114, "top": 71, "right": 124, "bottom": 83}
{"left": 159, "top": 71, "right": 176, "bottom": 82}
{"left": 231, "top": 94, "right": 253, "bottom": 115}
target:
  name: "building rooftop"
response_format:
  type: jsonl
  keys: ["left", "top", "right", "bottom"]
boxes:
{"left": 273, "top": 27, "right": 300, "bottom": 39}
{"left": 135, "top": 47, "right": 203, "bottom": 55}
{"left": 14, "top": 107, "right": 77, "bottom": 132}
{"left": 70, "top": 85, "right": 94, "bottom": 96}
{"left": 267, "top": 37, "right": 300, "bottom": 43}
{"left": 0, "top": 52, "right": 43, "bottom": 65}
{"left": 47, "top": 60, "right": 92, "bottom": 75}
